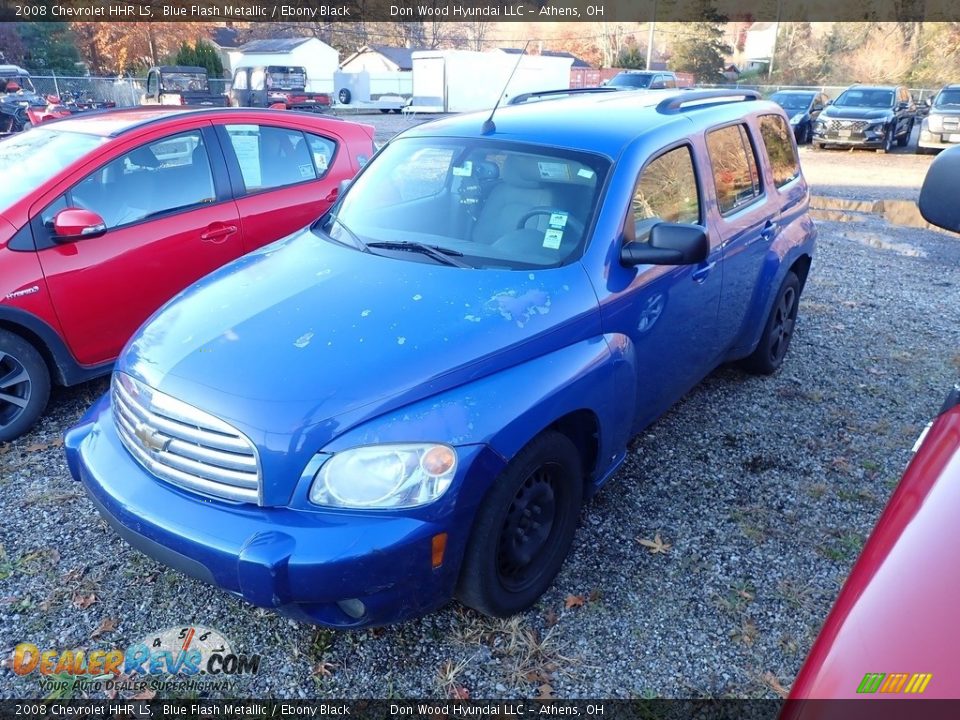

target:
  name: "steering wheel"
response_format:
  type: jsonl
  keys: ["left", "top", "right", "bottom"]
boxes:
{"left": 516, "top": 207, "right": 586, "bottom": 238}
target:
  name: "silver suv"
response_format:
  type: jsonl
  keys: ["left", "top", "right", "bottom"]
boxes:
{"left": 919, "top": 84, "right": 960, "bottom": 154}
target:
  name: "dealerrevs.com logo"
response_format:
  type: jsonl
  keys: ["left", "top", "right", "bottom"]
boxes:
{"left": 11, "top": 626, "right": 260, "bottom": 694}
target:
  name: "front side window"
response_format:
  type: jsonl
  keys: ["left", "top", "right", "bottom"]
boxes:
{"left": 706, "top": 124, "right": 762, "bottom": 215}
{"left": 934, "top": 89, "right": 960, "bottom": 108}
{"left": 249, "top": 69, "right": 265, "bottom": 92}
{"left": 0, "top": 129, "right": 106, "bottom": 210}
{"left": 758, "top": 115, "right": 800, "bottom": 189}
{"left": 609, "top": 73, "right": 653, "bottom": 89}
{"left": 146, "top": 72, "right": 159, "bottom": 95}
{"left": 631, "top": 145, "right": 700, "bottom": 241}
{"left": 224, "top": 124, "right": 329, "bottom": 192}
{"left": 232, "top": 69, "right": 248, "bottom": 91}
{"left": 69, "top": 130, "right": 214, "bottom": 229}
{"left": 323, "top": 137, "right": 609, "bottom": 269}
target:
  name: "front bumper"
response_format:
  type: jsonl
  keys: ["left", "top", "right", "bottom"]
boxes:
{"left": 919, "top": 129, "right": 960, "bottom": 149}
{"left": 65, "top": 395, "right": 493, "bottom": 628}
{"left": 813, "top": 130, "right": 886, "bottom": 148}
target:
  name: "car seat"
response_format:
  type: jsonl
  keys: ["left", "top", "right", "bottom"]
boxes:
{"left": 471, "top": 155, "right": 555, "bottom": 244}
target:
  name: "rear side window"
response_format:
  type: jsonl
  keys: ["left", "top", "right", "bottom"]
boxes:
{"left": 69, "top": 130, "right": 214, "bottom": 229}
{"left": 706, "top": 124, "right": 762, "bottom": 215}
{"left": 631, "top": 145, "right": 700, "bottom": 240}
{"left": 758, "top": 115, "right": 800, "bottom": 188}
{"left": 224, "top": 125, "right": 336, "bottom": 193}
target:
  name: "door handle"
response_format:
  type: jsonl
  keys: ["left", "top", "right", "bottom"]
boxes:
{"left": 760, "top": 220, "right": 778, "bottom": 242}
{"left": 691, "top": 260, "right": 716, "bottom": 283}
{"left": 200, "top": 224, "right": 237, "bottom": 243}
{"left": 324, "top": 188, "right": 339, "bottom": 203}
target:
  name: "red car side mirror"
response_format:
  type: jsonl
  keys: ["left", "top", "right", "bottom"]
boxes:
{"left": 53, "top": 208, "right": 107, "bottom": 242}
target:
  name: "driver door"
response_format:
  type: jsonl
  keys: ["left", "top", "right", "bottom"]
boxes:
{"left": 32, "top": 126, "right": 244, "bottom": 366}
{"left": 599, "top": 143, "right": 723, "bottom": 431}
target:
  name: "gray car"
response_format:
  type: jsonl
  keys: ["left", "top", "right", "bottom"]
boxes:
{"left": 918, "top": 84, "right": 960, "bottom": 154}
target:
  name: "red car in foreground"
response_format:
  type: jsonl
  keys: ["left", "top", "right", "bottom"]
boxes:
{"left": 786, "top": 145, "right": 960, "bottom": 711}
{"left": 0, "top": 107, "right": 374, "bottom": 441}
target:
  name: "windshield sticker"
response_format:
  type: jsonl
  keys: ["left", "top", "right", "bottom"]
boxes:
{"left": 452, "top": 161, "right": 473, "bottom": 177}
{"left": 549, "top": 212, "right": 568, "bottom": 228}
{"left": 538, "top": 162, "right": 570, "bottom": 180}
{"left": 543, "top": 228, "right": 564, "bottom": 250}
{"left": 299, "top": 164, "right": 314, "bottom": 179}
{"left": 314, "top": 153, "right": 328, "bottom": 172}
{"left": 577, "top": 168, "right": 595, "bottom": 179}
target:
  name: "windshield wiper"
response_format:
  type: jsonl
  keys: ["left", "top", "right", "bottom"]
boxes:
{"left": 366, "top": 241, "right": 469, "bottom": 268}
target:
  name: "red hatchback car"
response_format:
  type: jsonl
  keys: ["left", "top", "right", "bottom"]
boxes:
{"left": 0, "top": 107, "right": 374, "bottom": 441}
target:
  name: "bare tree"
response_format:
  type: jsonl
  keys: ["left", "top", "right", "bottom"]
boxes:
{"left": 463, "top": 22, "right": 493, "bottom": 51}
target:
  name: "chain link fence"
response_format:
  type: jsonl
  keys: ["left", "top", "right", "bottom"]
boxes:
{"left": 699, "top": 83, "right": 939, "bottom": 103}
{"left": 28, "top": 76, "right": 233, "bottom": 107}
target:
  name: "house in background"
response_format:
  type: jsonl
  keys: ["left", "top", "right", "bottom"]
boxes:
{"left": 207, "top": 26, "right": 243, "bottom": 75}
{"left": 742, "top": 22, "right": 778, "bottom": 73}
{"left": 498, "top": 47, "right": 593, "bottom": 91}
{"left": 234, "top": 37, "right": 339, "bottom": 93}
{"left": 340, "top": 45, "right": 423, "bottom": 73}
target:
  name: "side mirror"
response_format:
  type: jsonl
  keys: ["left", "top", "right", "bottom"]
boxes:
{"left": 897, "top": 101, "right": 909, "bottom": 110}
{"left": 53, "top": 208, "right": 106, "bottom": 241}
{"left": 621, "top": 223, "right": 709, "bottom": 266}
{"left": 825, "top": 99, "right": 833, "bottom": 106}
{"left": 919, "top": 145, "right": 960, "bottom": 233}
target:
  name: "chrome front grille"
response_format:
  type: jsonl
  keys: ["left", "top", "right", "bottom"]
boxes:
{"left": 112, "top": 372, "right": 261, "bottom": 504}
{"left": 825, "top": 119, "right": 869, "bottom": 134}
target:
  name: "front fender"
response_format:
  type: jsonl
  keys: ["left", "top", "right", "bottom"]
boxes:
{"left": 323, "top": 334, "right": 635, "bottom": 499}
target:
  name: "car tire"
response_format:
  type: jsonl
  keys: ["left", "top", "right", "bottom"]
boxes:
{"left": 897, "top": 120, "right": 913, "bottom": 147}
{"left": 456, "top": 430, "right": 583, "bottom": 618}
{"left": 742, "top": 272, "right": 802, "bottom": 376}
{"left": 877, "top": 128, "right": 894, "bottom": 154}
{"left": 337, "top": 88, "right": 351, "bottom": 105}
{"left": 811, "top": 140, "right": 823, "bottom": 150}
{"left": 0, "top": 330, "right": 51, "bottom": 443}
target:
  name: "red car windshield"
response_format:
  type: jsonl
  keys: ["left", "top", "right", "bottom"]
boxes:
{"left": 0, "top": 128, "right": 107, "bottom": 210}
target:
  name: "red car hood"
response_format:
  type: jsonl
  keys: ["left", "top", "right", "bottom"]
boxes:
{"left": 788, "top": 393, "right": 960, "bottom": 705}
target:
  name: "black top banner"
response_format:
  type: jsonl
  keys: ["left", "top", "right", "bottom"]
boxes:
{"left": 0, "top": 0, "right": 958, "bottom": 22}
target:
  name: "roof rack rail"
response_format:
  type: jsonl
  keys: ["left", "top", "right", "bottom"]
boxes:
{"left": 656, "top": 89, "right": 761, "bottom": 114}
{"left": 508, "top": 87, "right": 619, "bottom": 106}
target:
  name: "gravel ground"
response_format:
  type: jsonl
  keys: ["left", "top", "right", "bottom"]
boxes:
{"left": 2, "top": 115, "right": 959, "bottom": 701}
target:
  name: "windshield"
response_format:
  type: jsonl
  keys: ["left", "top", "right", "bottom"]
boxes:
{"left": 771, "top": 93, "right": 814, "bottom": 111}
{"left": 609, "top": 73, "right": 654, "bottom": 89}
{"left": 266, "top": 68, "right": 307, "bottom": 91}
{"left": 834, "top": 89, "right": 894, "bottom": 108}
{"left": 0, "top": 129, "right": 106, "bottom": 209}
{"left": 322, "top": 137, "right": 609, "bottom": 269}
{"left": 1, "top": 74, "right": 35, "bottom": 94}
{"left": 161, "top": 72, "right": 209, "bottom": 92}
{"left": 934, "top": 89, "right": 960, "bottom": 108}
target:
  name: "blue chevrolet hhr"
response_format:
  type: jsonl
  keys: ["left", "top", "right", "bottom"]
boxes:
{"left": 66, "top": 90, "right": 816, "bottom": 627}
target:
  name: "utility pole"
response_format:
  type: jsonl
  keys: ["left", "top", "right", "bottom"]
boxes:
{"left": 645, "top": 1, "right": 658, "bottom": 70}
{"left": 768, "top": 1, "right": 782, "bottom": 79}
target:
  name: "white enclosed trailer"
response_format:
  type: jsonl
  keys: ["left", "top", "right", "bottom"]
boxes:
{"left": 409, "top": 50, "right": 574, "bottom": 113}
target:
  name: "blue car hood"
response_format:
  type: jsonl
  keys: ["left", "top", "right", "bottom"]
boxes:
{"left": 119, "top": 229, "right": 600, "bottom": 494}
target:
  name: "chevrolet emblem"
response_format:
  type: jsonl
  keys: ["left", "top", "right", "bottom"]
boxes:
{"left": 134, "top": 422, "right": 169, "bottom": 452}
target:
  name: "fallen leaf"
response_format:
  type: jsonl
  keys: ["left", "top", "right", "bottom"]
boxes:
{"left": 449, "top": 685, "right": 470, "bottom": 700}
{"left": 536, "top": 683, "right": 555, "bottom": 700}
{"left": 588, "top": 589, "right": 602, "bottom": 603}
{"left": 564, "top": 594, "right": 585, "bottom": 610}
{"left": 637, "top": 533, "right": 672, "bottom": 554}
{"left": 72, "top": 593, "right": 97, "bottom": 610}
{"left": 544, "top": 608, "right": 559, "bottom": 628}
{"left": 312, "top": 661, "right": 335, "bottom": 678}
{"left": 24, "top": 439, "right": 63, "bottom": 453}
{"left": 760, "top": 671, "right": 790, "bottom": 699}
{"left": 91, "top": 617, "right": 117, "bottom": 639}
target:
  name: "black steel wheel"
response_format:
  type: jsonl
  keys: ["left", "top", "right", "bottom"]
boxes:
{"left": 457, "top": 430, "right": 582, "bottom": 617}
{"left": 742, "top": 272, "right": 802, "bottom": 376}
{"left": 0, "top": 330, "right": 51, "bottom": 443}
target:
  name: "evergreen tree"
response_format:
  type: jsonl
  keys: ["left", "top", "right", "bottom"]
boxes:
{"left": 172, "top": 39, "right": 224, "bottom": 78}
{"left": 16, "top": 23, "right": 81, "bottom": 75}
{"left": 667, "top": 2, "right": 732, "bottom": 83}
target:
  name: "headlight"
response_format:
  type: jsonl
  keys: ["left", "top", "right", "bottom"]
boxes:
{"left": 814, "top": 119, "right": 825, "bottom": 129}
{"left": 927, "top": 114, "right": 943, "bottom": 132}
{"left": 309, "top": 443, "right": 457, "bottom": 509}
